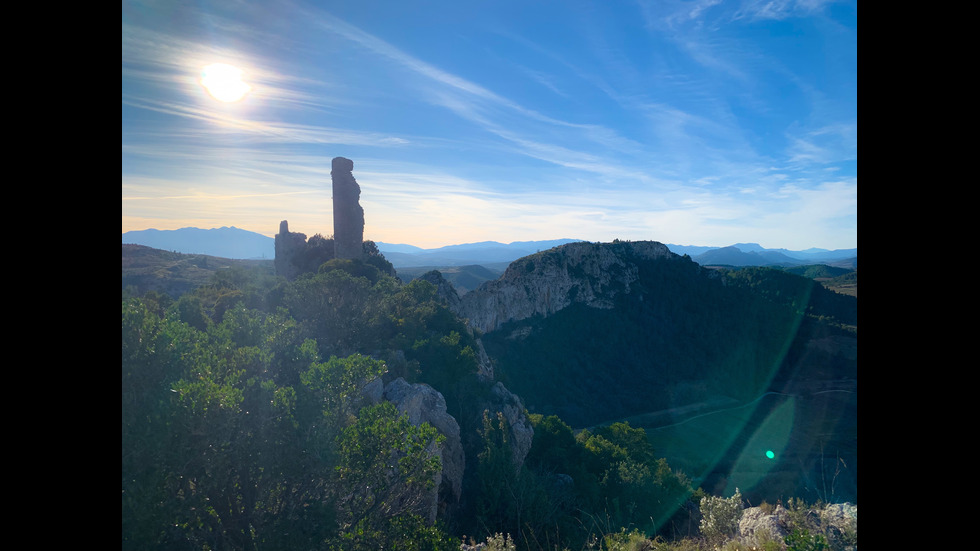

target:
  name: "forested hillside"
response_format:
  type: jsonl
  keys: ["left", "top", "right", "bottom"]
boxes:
{"left": 122, "top": 246, "right": 702, "bottom": 550}
{"left": 122, "top": 243, "right": 856, "bottom": 550}
{"left": 480, "top": 250, "right": 856, "bottom": 507}
{"left": 476, "top": 247, "right": 856, "bottom": 424}
{"left": 122, "top": 243, "right": 276, "bottom": 298}
{"left": 396, "top": 264, "right": 504, "bottom": 295}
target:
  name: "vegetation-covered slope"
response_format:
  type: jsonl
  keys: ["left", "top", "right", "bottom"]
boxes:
{"left": 122, "top": 246, "right": 702, "bottom": 550}
{"left": 482, "top": 253, "right": 855, "bottom": 426}
{"left": 397, "top": 264, "right": 503, "bottom": 295}
{"left": 479, "top": 248, "right": 856, "bottom": 507}
{"left": 122, "top": 243, "right": 855, "bottom": 550}
{"left": 122, "top": 243, "right": 276, "bottom": 298}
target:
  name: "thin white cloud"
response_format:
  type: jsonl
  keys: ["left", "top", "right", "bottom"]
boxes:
{"left": 784, "top": 121, "right": 857, "bottom": 166}
{"left": 303, "top": 7, "right": 647, "bottom": 167}
{"left": 122, "top": 2, "right": 855, "bottom": 250}
{"left": 734, "top": 0, "right": 840, "bottom": 21}
{"left": 122, "top": 93, "right": 412, "bottom": 148}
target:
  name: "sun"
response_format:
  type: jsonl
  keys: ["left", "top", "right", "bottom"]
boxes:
{"left": 200, "top": 63, "right": 251, "bottom": 102}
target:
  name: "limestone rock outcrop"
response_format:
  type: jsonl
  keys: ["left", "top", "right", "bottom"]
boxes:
{"left": 371, "top": 377, "right": 465, "bottom": 522}
{"left": 486, "top": 381, "right": 534, "bottom": 469}
{"left": 418, "top": 270, "right": 462, "bottom": 311}
{"left": 358, "top": 375, "right": 534, "bottom": 522}
{"left": 417, "top": 270, "right": 495, "bottom": 380}
{"left": 331, "top": 157, "right": 364, "bottom": 261}
{"left": 473, "top": 339, "right": 495, "bottom": 381}
{"left": 737, "top": 505, "right": 793, "bottom": 547}
{"left": 454, "top": 240, "right": 675, "bottom": 333}
{"left": 274, "top": 222, "right": 336, "bottom": 280}
{"left": 736, "top": 503, "right": 857, "bottom": 549}
{"left": 819, "top": 503, "right": 858, "bottom": 549}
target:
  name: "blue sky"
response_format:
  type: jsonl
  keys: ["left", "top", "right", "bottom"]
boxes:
{"left": 122, "top": 0, "right": 856, "bottom": 250}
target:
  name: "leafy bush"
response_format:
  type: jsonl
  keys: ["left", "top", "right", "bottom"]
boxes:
{"left": 460, "top": 532, "right": 516, "bottom": 551}
{"left": 784, "top": 528, "right": 828, "bottom": 551}
{"left": 699, "top": 488, "right": 744, "bottom": 544}
{"left": 603, "top": 528, "right": 653, "bottom": 551}
{"left": 484, "top": 533, "right": 517, "bottom": 551}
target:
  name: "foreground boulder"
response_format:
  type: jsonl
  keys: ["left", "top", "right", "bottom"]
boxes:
{"left": 738, "top": 505, "right": 792, "bottom": 546}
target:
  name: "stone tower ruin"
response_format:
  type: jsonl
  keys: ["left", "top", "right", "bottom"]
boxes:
{"left": 273, "top": 220, "right": 308, "bottom": 280}
{"left": 274, "top": 156, "right": 366, "bottom": 279}
{"left": 331, "top": 156, "right": 364, "bottom": 260}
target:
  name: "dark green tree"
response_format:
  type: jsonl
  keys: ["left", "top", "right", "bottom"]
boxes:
{"left": 332, "top": 401, "right": 446, "bottom": 550}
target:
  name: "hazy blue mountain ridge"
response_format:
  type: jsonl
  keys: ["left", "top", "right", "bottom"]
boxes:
{"left": 121, "top": 227, "right": 856, "bottom": 268}
{"left": 376, "top": 239, "right": 584, "bottom": 267}
{"left": 122, "top": 227, "right": 276, "bottom": 260}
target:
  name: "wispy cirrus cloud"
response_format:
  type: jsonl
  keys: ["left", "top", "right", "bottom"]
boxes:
{"left": 121, "top": 93, "right": 413, "bottom": 148}
{"left": 122, "top": 1, "right": 855, "bottom": 249}
{"left": 733, "top": 0, "right": 842, "bottom": 21}
{"left": 301, "top": 7, "right": 646, "bottom": 171}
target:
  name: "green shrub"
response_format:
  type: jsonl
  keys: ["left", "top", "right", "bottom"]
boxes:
{"left": 603, "top": 528, "right": 652, "bottom": 551}
{"left": 477, "top": 533, "right": 516, "bottom": 551}
{"left": 698, "top": 488, "right": 744, "bottom": 545}
{"left": 784, "top": 528, "right": 828, "bottom": 551}
{"left": 646, "top": 536, "right": 703, "bottom": 551}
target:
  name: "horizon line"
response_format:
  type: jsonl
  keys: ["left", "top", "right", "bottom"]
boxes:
{"left": 122, "top": 226, "right": 857, "bottom": 253}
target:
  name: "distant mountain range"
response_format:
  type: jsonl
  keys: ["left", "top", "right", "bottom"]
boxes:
{"left": 376, "top": 239, "right": 583, "bottom": 268}
{"left": 122, "top": 227, "right": 276, "bottom": 260}
{"left": 121, "top": 227, "right": 856, "bottom": 269}
{"left": 679, "top": 244, "right": 857, "bottom": 269}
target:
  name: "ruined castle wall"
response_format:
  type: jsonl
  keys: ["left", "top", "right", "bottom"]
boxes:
{"left": 274, "top": 220, "right": 308, "bottom": 280}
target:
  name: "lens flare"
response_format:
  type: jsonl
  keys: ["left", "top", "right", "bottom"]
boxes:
{"left": 725, "top": 397, "right": 794, "bottom": 495}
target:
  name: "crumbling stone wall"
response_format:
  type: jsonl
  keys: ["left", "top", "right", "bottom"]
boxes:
{"left": 274, "top": 220, "right": 308, "bottom": 280}
{"left": 275, "top": 157, "right": 369, "bottom": 279}
{"left": 331, "top": 157, "right": 364, "bottom": 260}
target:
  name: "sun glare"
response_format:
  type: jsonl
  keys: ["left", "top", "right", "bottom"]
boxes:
{"left": 200, "top": 63, "right": 251, "bottom": 102}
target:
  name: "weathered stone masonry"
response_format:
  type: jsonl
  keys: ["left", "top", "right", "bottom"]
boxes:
{"left": 275, "top": 156, "right": 365, "bottom": 278}
{"left": 331, "top": 157, "right": 364, "bottom": 261}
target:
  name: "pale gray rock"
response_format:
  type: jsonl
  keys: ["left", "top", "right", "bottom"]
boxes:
{"left": 382, "top": 378, "right": 465, "bottom": 521}
{"left": 361, "top": 376, "right": 384, "bottom": 405}
{"left": 738, "top": 505, "right": 792, "bottom": 547}
{"left": 455, "top": 241, "right": 675, "bottom": 333}
{"left": 474, "top": 339, "right": 494, "bottom": 381}
{"left": 736, "top": 503, "right": 857, "bottom": 549}
{"left": 820, "top": 503, "right": 857, "bottom": 549}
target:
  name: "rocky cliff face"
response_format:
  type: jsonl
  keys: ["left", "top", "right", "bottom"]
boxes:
{"left": 418, "top": 270, "right": 496, "bottom": 380}
{"left": 454, "top": 241, "right": 675, "bottom": 333}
